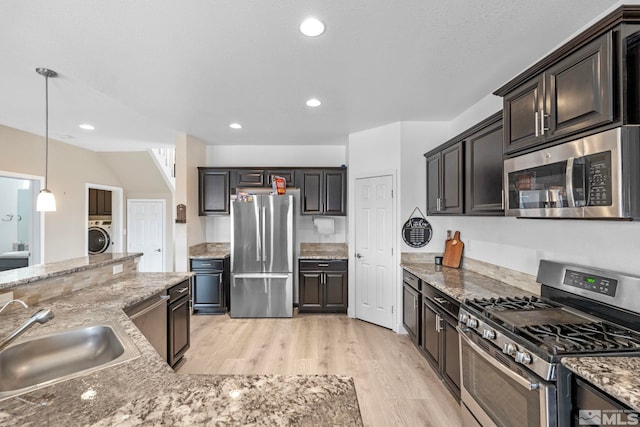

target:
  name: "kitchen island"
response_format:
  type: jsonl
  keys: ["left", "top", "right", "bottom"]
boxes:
{"left": 0, "top": 257, "right": 362, "bottom": 426}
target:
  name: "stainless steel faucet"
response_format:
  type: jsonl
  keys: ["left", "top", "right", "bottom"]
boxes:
{"left": 0, "top": 301, "right": 54, "bottom": 352}
{"left": 0, "top": 299, "right": 29, "bottom": 314}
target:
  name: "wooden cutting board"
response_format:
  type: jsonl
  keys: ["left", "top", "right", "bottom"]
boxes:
{"left": 443, "top": 231, "right": 464, "bottom": 268}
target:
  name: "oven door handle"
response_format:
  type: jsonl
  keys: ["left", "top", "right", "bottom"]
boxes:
{"left": 459, "top": 329, "right": 540, "bottom": 391}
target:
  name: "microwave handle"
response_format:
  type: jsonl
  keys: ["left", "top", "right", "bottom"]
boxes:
{"left": 566, "top": 157, "right": 575, "bottom": 208}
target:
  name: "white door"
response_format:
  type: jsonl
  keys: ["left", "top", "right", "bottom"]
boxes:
{"left": 127, "top": 199, "right": 165, "bottom": 272}
{"left": 354, "top": 175, "right": 394, "bottom": 329}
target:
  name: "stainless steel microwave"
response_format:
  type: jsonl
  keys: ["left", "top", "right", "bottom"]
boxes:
{"left": 503, "top": 127, "right": 640, "bottom": 219}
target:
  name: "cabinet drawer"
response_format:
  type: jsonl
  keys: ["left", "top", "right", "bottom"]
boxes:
{"left": 168, "top": 280, "right": 190, "bottom": 301}
{"left": 299, "top": 260, "right": 347, "bottom": 271}
{"left": 190, "top": 259, "right": 224, "bottom": 271}
{"left": 403, "top": 270, "right": 421, "bottom": 291}
{"left": 422, "top": 282, "right": 459, "bottom": 319}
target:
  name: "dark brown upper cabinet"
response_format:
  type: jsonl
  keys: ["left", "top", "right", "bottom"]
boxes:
{"left": 502, "top": 32, "right": 613, "bottom": 155}
{"left": 298, "top": 168, "right": 346, "bottom": 216}
{"left": 198, "top": 168, "right": 230, "bottom": 215}
{"left": 232, "top": 169, "right": 265, "bottom": 188}
{"left": 88, "top": 188, "right": 112, "bottom": 216}
{"left": 465, "top": 113, "right": 504, "bottom": 214}
{"left": 425, "top": 112, "right": 504, "bottom": 217}
{"left": 266, "top": 169, "right": 296, "bottom": 188}
{"left": 425, "top": 142, "right": 464, "bottom": 215}
{"left": 495, "top": 4, "right": 640, "bottom": 155}
{"left": 198, "top": 166, "right": 346, "bottom": 216}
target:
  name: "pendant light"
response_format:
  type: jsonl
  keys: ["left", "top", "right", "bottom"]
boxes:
{"left": 35, "top": 68, "right": 57, "bottom": 212}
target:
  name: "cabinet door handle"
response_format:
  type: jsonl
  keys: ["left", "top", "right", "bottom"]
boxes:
{"left": 433, "top": 296, "right": 448, "bottom": 305}
{"left": 535, "top": 111, "right": 539, "bottom": 137}
{"left": 540, "top": 108, "right": 549, "bottom": 135}
{"left": 176, "top": 287, "right": 189, "bottom": 294}
{"left": 436, "top": 313, "right": 443, "bottom": 333}
{"left": 414, "top": 295, "right": 418, "bottom": 310}
{"left": 318, "top": 263, "right": 329, "bottom": 267}
{"left": 436, "top": 197, "right": 441, "bottom": 212}
{"left": 501, "top": 189, "right": 505, "bottom": 210}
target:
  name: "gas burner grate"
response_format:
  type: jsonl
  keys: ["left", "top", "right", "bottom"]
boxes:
{"left": 470, "top": 296, "right": 559, "bottom": 313}
{"left": 519, "top": 322, "right": 640, "bottom": 354}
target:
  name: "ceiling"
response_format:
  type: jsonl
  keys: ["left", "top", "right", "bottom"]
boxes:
{"left": 0, "top": 0, "right": 621, "bottom": 151}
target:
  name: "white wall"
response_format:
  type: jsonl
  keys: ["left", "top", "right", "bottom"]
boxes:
{"left": 100, "top": 151, "right": 174, "bottom": 272}
{"left": 174, "top": 134, "right": 207, "bottom": 272}
{"left": 0, "top": 125, "right": 122, "bottom": 262}
{"left": 206, "top": 145, "right": 346, "bottom": 167}
{"left": 348, "top": 121, "right": 454, "bottom": 330}
{"left": 347, "top": 122, "right": 401, "bottom": 322}
{"left": 0, "top": 178, "right": 24, "bottom": 253}
{"left": 399, "top": 122, "right": 451, "bottom": 254}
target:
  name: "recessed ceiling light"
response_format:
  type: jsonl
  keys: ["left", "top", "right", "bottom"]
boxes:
{"left": 306, "top": 98, "right": 322, "bottom": 107}
{"left": 229, "top": 123, "right": 242, "bottom": 129}
{"left": 299, "top": 17, "right": 325, "bottom": 37}
{"left": 79, "top": 123, "right": 95, "bottom": 130}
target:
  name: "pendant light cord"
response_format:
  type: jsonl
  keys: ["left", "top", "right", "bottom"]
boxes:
{"left": 44, "top": 73, "right": 49, "bottom": 189}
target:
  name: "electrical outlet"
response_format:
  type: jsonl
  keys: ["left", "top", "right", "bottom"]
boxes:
{"left": 112, "top": 264, "right": 123, "bottom": 275}
{"left": 0, "top": 291, "right": 14, "bottom": 304}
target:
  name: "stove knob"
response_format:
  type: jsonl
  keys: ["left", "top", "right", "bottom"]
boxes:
{"left": 515, "top": 351, "right": 532, "bottom": 365}
{"left": 482, "top": 329, "right": 496, "bottom": 340}
{"left": 466, "top": 318, "right": 479, "bottom": 329}
{"left": 502, "top": 343, "right": 517, "bottom": 355}
{"left": 459, "top": 313, "right": 468, "bottom": 324}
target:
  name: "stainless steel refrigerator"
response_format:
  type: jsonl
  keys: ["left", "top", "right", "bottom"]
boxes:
{"left": 230, "top": 194, "right": 293, "bottom": 317}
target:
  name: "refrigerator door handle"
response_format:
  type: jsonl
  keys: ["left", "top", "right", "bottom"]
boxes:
{"left": 255, "top": 202, "right": 262, "bottom": 263}
{"left": 261, "top": 205, "right": 267, "bottom": 262}
{"left": 233, "top": 274, "right": 290, "bottom": 279}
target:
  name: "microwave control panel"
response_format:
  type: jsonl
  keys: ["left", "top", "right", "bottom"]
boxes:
{"left": 586, "top": 151, "right": 612, "bottom": 206}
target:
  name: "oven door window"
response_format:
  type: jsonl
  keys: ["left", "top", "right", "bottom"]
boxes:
{"left": 461, "top": 335, "right": 551, "bottom": 427}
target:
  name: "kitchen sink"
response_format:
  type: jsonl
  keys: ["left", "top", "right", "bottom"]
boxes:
{"left": 0, "top": 321, "right": 140, "bottom": 400}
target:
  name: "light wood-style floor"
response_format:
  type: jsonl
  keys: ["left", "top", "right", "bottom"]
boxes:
{"left": 179, "top": 313, "right": 462, "bottom": 427}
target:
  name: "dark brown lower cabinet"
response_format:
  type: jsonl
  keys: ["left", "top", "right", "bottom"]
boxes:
{"left": 298, "top": 260, "right": 347, "bottom": 313}
{"left": 190, "top": 257, "right": 230, "bottom": 314}
{"left": 420, "top": 285, "right": 460, "bottom": 400}
{"left": 167, "top": 280, "right": 190, "bottom": 368}
{"left": 569, "top": 375, "right": 637, "bottom": 426}
{"left": 402, "top": 271, "right": 421, "bottom": 346}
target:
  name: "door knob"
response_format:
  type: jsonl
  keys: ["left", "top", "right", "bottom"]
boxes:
{"left": 355, "top": 253, "right": 362, "bottom": 259}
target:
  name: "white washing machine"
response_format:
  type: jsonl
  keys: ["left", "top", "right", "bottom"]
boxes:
{"left": 88, "top": 220, "right": 113, "bottom": 255}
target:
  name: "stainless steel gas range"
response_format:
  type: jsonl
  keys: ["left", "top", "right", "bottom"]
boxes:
{"left": 458, "top": 260, "right": 640, "bottom": 427}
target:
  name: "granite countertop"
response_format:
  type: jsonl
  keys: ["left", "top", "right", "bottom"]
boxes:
{"left": 189, "top": 242, "right": 230, "bottom": 259}
{"left": 561, "top": 357, "right": 640, "bottom": 413}
{"left": 299, "top": 243, "right": 348, "bottom": 260}
{"left": 0, "top": 252, "right": 143, "bottom": 290}
{"left": 0, "top": 272, "right": 362, "bottom": 426}
{"left": 401, "top": 261, "right": 531, "bottom": 302}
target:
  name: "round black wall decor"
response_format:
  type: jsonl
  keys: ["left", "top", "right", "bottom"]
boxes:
{"left": 402, "top": 217, "right": 432, "bottom": 248}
